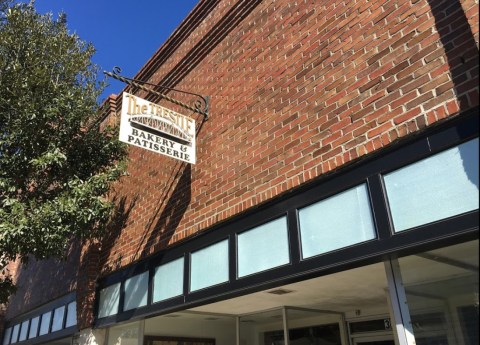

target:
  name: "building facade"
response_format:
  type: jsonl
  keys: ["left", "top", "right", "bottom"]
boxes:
{"left": 1, "top": 0, "right": 479, "bottom": 345}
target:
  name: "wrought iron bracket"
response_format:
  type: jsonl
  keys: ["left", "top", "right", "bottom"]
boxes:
{"left": 103, "top": 67, "right": 209, "bottom": 120}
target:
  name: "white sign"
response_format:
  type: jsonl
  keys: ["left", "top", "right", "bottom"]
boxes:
{"left": 119, "top": 92, "right": 196, "bottom": 164}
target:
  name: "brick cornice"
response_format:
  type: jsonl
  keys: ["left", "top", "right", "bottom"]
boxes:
{"left": 133, "top": 0, "right": 221, "bottom": 85}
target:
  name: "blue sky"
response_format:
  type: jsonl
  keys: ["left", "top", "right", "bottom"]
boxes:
{"left": 32, "top": 0, "right": 199, "bottom": 102}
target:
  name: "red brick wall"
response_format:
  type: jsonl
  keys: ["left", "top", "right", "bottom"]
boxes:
{"left": 1, "top": 0, "right": 472, "bottom": 331}
{"left": 4, "top": 0, "right": 478, "bottom": 331}
{"left": 3, "top": 243, "right": 81, "bottom": 320}
{"left": 97, "top": 0, "right": 478, "bottom": 273}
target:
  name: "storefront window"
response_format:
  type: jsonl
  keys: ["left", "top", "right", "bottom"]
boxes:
{"left": 299, "top": 184, "right": 376, "bottom": 259}
{"left": 107, "top": 321, "right": 141, "bottom": 345}
{"left": 239, "top": 307, "right": 343, "bottom": 345}
{"left": 286, "top": 308, "right": 343, "bottom": 345}
{"left": 190, "top": 240, "right": 229, "bottom": 292}
{"left": 98, "top": 283, "right": 120, "bottom": 318}
{"left": 124, "top": 271, "right": 148, "bottom": 311}
{"left": 384, "top": 138, "right": 479, "bottom": 232}
{"left": 153, "top": 257, "right": 184, "bottom": 303}
{"left": 237, "top": 216, "right": 290, "bottom": 278}
{"left": 397, "top": 240, "right": 479, "bottom": 345}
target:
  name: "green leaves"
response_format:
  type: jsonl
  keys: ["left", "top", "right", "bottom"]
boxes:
{"left": 0, "top": 1, "right": 127, "bottom": 302}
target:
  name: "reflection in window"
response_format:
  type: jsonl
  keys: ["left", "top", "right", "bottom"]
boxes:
{"left": 98, "top": 283, "right": 120, "bottom": 318}
{"left": 299, "top": 184, "right": 376, "bottom": 259}
{"left": 124, "top": 272, "right": 148, "bottom": 311}
{"left": 237, "top": 217, "right": 290, "bottom": 277}
{"left": 384, "top": 138, "right": 479, "bottom": 232}
{"left": 190, "top": 240, "right": 229, "bottom": 292}
{"left": 153, "top": 257, "right": 184, "bottom": 303}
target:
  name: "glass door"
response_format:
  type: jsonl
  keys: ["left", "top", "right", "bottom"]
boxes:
{"left": 238, "top": 307, "right": 346, "bottom": 345}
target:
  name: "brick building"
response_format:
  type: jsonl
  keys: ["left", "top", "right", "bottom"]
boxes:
{"left": 1, "top": 0, "right": 479, "bottom": 345}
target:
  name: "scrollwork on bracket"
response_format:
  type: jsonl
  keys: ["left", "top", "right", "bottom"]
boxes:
{"left": 104, "top": 66, "right": 209, "bottom": 120}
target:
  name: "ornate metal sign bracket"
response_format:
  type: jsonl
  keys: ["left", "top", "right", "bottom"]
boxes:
{"left": 103, "top": 67, "right": 209, "bottom": 120}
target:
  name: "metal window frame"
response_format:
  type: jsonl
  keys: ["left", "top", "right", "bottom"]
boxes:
{"left": 3, "top": 293, "right": 77, "bottom": 345}
{"left": 94, "top": 108, "right": 479, "bottom": 328}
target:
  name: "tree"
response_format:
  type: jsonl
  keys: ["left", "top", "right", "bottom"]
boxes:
{"left": 0, "top": 1, "right": 127, "bottom": 302}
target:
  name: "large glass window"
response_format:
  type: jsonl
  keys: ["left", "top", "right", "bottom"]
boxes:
{"left": 384, "top": 138, "right": 479, "bottom": 232}
{"left": 239, "top": 307, "right": 343, "bottom": 345}
{"left": 190, "top": 240, "right": 229, "bottom": 292}
{"left": 107, "top": 321, "right": 141, "bottom": 345}
{"left": 153, "top": 257, "right": 184, "bottom": 303}
{"left": 124, "top": 272, "right": 148, "bottom": 311}
{"left": 237, "top": 217, "right": 289, "bottom": 278}
{"left": 98, "top": 283, "right": 121, "bottom": 318}
{"left": 397, "top": 240, "right": 479, "bottom": 345}
{"left": 299, "top": 184, "right": 376, "bottom": 259}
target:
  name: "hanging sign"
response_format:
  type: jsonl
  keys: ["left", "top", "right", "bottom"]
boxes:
{"left": 119, "top": 92, "right": 196, "bottom": 164}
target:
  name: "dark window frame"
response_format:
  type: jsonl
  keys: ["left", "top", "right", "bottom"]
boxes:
{"left": 2, "top": 293, "right": 77, "bottom": 345}
{"left": 95, "top": 108, "right": 479, "bottom": 328}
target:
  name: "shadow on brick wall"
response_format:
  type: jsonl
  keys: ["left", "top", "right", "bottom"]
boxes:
{"left": 133, "top": 163, "right": 191, "bottom": 262}
{"left": 100, "top": 195, "right": 139, "bottom": 273}
{"left": 5, "top": 241, "right": 81, "bottom": 320}
{"left": 427, "top": 0, "right": 479, "bottom": 111}
{"left": 76, "top": 195, "right": 138, "bottom": 329}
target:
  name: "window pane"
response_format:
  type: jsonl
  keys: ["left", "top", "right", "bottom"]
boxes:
{"left": 124, "top": 272, "right": 148, "bottom": 311}
{"left": 28, "top": 316, "right": 39, "bottom": 339}
{"left": 238, "top": 217, "right": 290, "bottom": 277}
{"left": 39, "top": 311, "right": 51, "bottom": 336}
{"left": 397, "top": 240, "right": 479, "bottom": 345}
{"left": 18, "top": 321, "right": 29, "bottom": 341}
{"left": 9, "top": 325, "right": 19, "bottom": 344}
{"left": 190, "top": 240, "right": 229, "bottom": 292}
{"left": 107, "top": 321, "right": 140, "bottom": 345}
{"left": 2, "top": 327, "right": 11, "bottom": 345}
{"left": 153, "top": 257, "right": 184, "bottom": 303}
{"left": 384, "top": 138, "right": 479, "bottom": 232}
{"left": 299, "top": 184, "right": 376, "bottom": 259}
{"left": 98, "top": 283, "right": 120, "bottom": 318}
{"left": 65, "top": 302, "right": 77, "bottom": 328}
{"left": 51, "top": 306, "right": 65, "bottom": 332}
